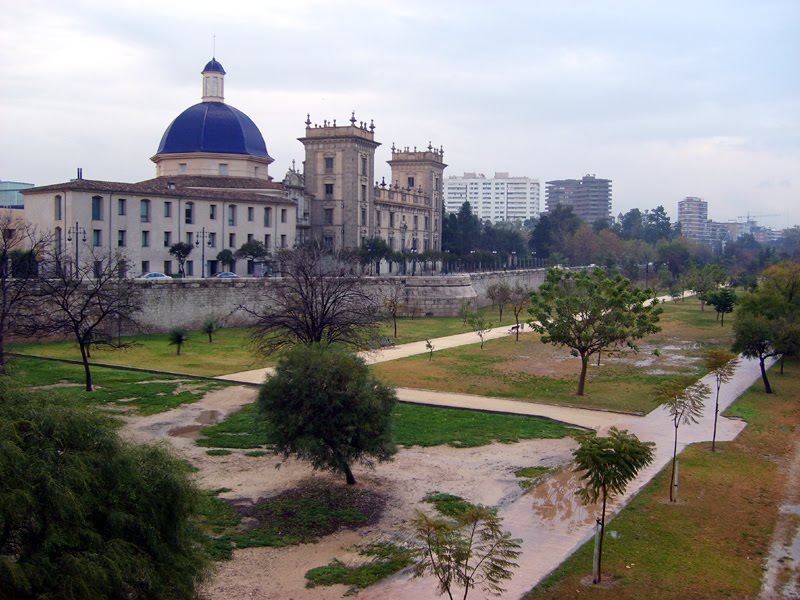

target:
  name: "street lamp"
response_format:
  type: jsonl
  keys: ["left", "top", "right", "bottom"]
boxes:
{"left": 66, "top": 222, "right": 87, "bottom": 277}
{"left": 195, "top": 227, "right": 213, "bottom": 278}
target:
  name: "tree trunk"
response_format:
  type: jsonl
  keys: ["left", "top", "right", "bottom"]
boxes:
{"left": 577, "top": 354, "right": 589, "bottom": 396}
{"left": 79, "top": 341, "right": 93, "bottom": 392}
{"left": 343, "top": 463, "right": 356, "bottom": 485}
{"left": 760, "top": 357, "right": 772, "bottom": 394}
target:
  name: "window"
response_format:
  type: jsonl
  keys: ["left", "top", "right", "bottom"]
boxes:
{"left": 228, "top": 205, "right": 237, "bottom": 226}
{"left": 208, "top": 232, "right": 217, "bottom": 248}
{"left": 324, "top": 156, "right": 334, "bottom": 174}
{"left": 280, "top": 234, "right": 287, "bottom": 248}
{"left": 92, "top": 229, "right": 102, "bottom": 247}
{"left": 324, "top": 183, "right": 334, "bottom": 199}
{"left": 141, "top": 231, "right": 150, "bottom": 247}
{"left": 141, "top": 261, "right": 149, "bottom": 274}
{"left": 247, "top": 207, "right": 254, "bottom": 222}
{"left": 407, "top": 176, "right": 415, "bottom": 189}
{"left": 164, "top": 261, "right": 173, "bottom": 275}
{"left": 140, "top": 199, "right": 151, "bottom": 223}
{"left": 117, "top": 230, "right": 126, "bottom": 247}
{"left": 185, "top": 202, "right": 194, "bottom": 224}
{"left": 263, "top": 207, "right": 272, "bottom": 227}
{"left": 324, "top": 208, "right": 334, "bottom": 225}
{"left": 164, "top": 231, "right": 172, "bottom": 247}
{"left": 179, "top": 163, "right": 187, "bottom": 174}
{"left": 280, "top": 209, "right": 287, "bottom": 223}
{"left": 210, "top": 204, "right": 217, "bottom": 220}
{"left": 91, "top": 196, "right": 103, "bottom": 221}
{"left": 118, "top": 198, "right": 126, "bottom": 216}
{"left": 54, "top": 195, "right": 62, "bottom": 220}
{"left": 229, "top": 233, "right": 236, "bottom": 248}
{"left": 219, "top": 163, "right": 228, "bottom": 176}
{"left": 164, "top": 201, "right": 172, "bottom": 218}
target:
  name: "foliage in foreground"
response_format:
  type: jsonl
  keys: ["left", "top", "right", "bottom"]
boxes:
{"left": 258, "top": 343, "right": 397, "bottom": 484}
{"left": 411, "top": 504, "right": 522, "bottom": 600}
{"left": 0, "top": 386, "right": 209, "bottom": 599}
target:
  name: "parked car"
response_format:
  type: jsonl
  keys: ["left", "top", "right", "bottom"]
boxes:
{"left": 139, "top": 272, "right": 171, "bottom": 280}
{"left": 215, "top": 271, "right": 239, "bottom": 278}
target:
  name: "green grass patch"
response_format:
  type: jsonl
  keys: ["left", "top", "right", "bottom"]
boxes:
{"left": 524, "top": 359, "right": 800, "bottom": 599}
{"left": 10, "top": 326, "right": 274, "bottom": 376}
{"left": 205, "top": 449, "right": 232, "bottom": 456}
{"left": 423, "top": 492, "right": 476, "bottom": 518}
{"left": 6, "top": 356, "right": 229, "bottom": 415}
{"left": 197, "top": 483, "right": 385, "bottom": 560}
{"left": 197, "top": 401, "right": 577, "bottom": 450}
{"left": 305, "top": 543, "right": 413, "bottom": 591}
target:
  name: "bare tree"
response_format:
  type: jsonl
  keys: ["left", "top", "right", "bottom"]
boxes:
{"left": 36, "top": 249, "right": 142, "bottom": 391}
{"left": 0, "top": 215, "right": 50, "bottom": 369}
{"left": 241, "top": 242, "right": 383, "bottom": 355}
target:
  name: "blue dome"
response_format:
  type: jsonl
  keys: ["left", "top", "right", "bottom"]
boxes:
{"left": 203, "top": 58, "right": 226, "bottom": 74}
{"left": 156, "top": 102, "right": 272, "bottom": 160}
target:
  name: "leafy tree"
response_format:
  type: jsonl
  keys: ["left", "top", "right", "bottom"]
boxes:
{"left": 169, "top": 241, "right": 193, "bottom": 277}
{"left": 168, "top": 327, "right": 189, "bottom": 355}
{"left": 528, "top": 268, "right": 662, "bottom": 396}
{"left": 242, "top": 242, "right": 382, "bottom": 355}
{"left": 411, "top": 505, "right": 521, "bottom": 600}
{"left": 656, "top": 378, "right": 709, "bottom": 502}
{"left": 732, "top": 313, "right": 781, "bottom": 394}
{"left": 0, "top": 215, "right": 50, "bottom": 369}
{"left": 573, "top": 427, "right": 655, "bottom": 584}
{"left": 216, "top": 248, "right": 235, "bottom": 271}
{"left": 486, "top": 281, "right": 512, "bottom": 322}
{"left": 36, "top": 250, "right": 141, "bottom": 391}
{"left": 467, "top": 313, "right": 493, "bottom": 350}
{"left": 258, "top": 343, "right": 397, "bottom": 485}
{"left": 0, "top": 387, "right": 209, "bottom": 598}
{"left": 703, "top": 349, "right": 740, "bottom": 451}
{"left": 509, "top": 284, "right": 530, "bottom": 342}
{"left": 202, "top": 318, "right": 219, "bottom": 342}
{"left": 706, "top": 288, "right": 737, "bottom": 325}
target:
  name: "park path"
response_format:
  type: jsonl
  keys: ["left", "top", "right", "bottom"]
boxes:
{"left": 360, "top": 356, "right": 770, "bottom": 599}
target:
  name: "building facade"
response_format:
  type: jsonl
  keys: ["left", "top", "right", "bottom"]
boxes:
{"left": 677, "top": 196, "right": 708, "bottom": 243}
{"left": 23, "top": 59, "right": 298, "bottom": 277}
{"left": 545, "top": 174, "right": 612, "bottom": 225}
{"left": 443, "top": 172, "right": 540, "bottom": 223}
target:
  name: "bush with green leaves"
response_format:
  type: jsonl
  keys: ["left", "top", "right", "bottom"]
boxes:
{"left": 258, "top": 343, "right": 397, "bottom": 485}
{"left": 0, "top": 386, "right": 209, "bottom": 598}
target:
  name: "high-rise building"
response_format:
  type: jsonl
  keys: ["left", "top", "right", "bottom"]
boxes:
{"left": 545, "top": 174, "right": 612, "bottom": 225}
{"left": 443, "top": 172, "right": 540, "bottom": 223}
{"left": 677, "top": 196, "right": 708, "bottom": 243}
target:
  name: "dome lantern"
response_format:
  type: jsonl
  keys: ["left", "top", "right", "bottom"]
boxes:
{"left": 202, "top": 58, "right": 226, "bottom": 103}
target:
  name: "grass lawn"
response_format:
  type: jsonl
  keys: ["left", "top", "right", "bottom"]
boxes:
{"left": 372, "top": 297, "right": 736, "bottom": 414}
{"left": 524, "top": 358, "right": 799, "bottom": 600}
{"left": 197, "top": 401, "right": 579, "bottom": 450}
{"left": 10, "top": 327, "right": 273, "bottom": 376}
{"left": 6, "top": 356, "right": 231, "bottom": 415}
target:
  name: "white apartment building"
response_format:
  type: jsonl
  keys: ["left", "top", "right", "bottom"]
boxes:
{"left": 444, "top": 172, "right": 540, "bottom": 223}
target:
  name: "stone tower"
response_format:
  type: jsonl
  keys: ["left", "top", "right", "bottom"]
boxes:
{"left": 299, "top": 113, "right": 380, "bottom": 250}
{"left": 387, "top": 143, "right": 447, "bottom": 251}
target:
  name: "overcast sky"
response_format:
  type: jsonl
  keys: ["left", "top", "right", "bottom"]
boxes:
{"left": 2, "top": 0, "right": 798, "bottom": 226}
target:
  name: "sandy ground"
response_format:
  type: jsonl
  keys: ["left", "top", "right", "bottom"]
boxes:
{"left": 118, "top": 385, "right": 578, "bottom": 600}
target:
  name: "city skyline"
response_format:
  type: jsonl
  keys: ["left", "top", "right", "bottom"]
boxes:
{"left": 2, "top": 0, "right": 797, "bottom": 227}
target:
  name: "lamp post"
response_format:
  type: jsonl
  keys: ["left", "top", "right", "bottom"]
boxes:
{"left": 400, "top": 221, "right": 408, "bottom": 275}
{"left": 66, "top": 222, "right": 87, "bottom": 277}
{"left": 195, "top": 228, "right": 212, "bottom": 278}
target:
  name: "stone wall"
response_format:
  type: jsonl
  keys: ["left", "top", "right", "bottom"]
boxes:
{"left": 134, "top": 269, "right": 548, "bottom": 332}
